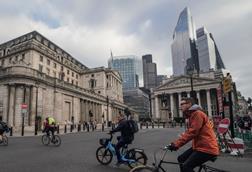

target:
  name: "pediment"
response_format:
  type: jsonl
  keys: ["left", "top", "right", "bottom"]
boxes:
{"left": 156, "top": 76, "right": 219, "bottom": 90}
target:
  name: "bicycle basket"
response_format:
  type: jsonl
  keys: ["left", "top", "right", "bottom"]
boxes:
{"left": 99, "top": 138, "right": 109, "bottom": 146}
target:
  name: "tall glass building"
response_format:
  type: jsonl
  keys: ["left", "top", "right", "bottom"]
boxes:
{"left": 108, "top": 55, "right": 143, "bottom": 89}
{"left": 171, "top": 7, "right": 199, "bottom": 76}
{"left": 196, "top": 27, "right": 226, "bottom": 72}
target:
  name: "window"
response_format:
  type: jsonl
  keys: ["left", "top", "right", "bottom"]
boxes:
{"left": 76, "top": 81, "right": 78, "bottom": 86}
{"left": 61, "top": 65, "right": 64, "bottom": 71}
{"left": 47, "top": 59, "right": 50, "bottom": 65}
{"left": 40, "top": 55, "right": 43, "bottom": 62}
{"left": 67, "top": 70, "right": 70, "bottom": 75}
{"left": 39, "top": 64, "right": 43, "bottom": 72}
{"left": 46, "top": 68, "right": 50, "bottom": 75}
{"left": 67, "top": 78, "right": 69, "bottom": 82}
{"left": 90, "top": 79, "right": 96, "bottom": 88}
{"left": 15, "top": 55, "right": 18, "bottom": 61}
{"left": 72, "top": 72, "right": 74, "bottom": 77}
{"left": 9, "top": 57, "right": 12, "bottom": 63}
{"left": 53, "top": 63, "right": 57, "bottom": 69}
{"left": 91, "top": 74, "right": 94, "bottom": 77}
{"left": 72, "top": 80, "right": 74, "bottom": 84}
{"left": 22, "top": 53, "right": 25, "bottom": 59}
{"left": 76, "top": 74, "right": 78, "bottom": 79}
{"left": 1, "top": 59, "right": 5, "bottom": 66}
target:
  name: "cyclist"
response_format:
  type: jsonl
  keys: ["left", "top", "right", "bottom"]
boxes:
{"left": 0, "top": 120, "right": 9, "bottom": 143}
{"left": 109, "top": 112, "right": 134, "bottom": 166}
{"left": 167, "top": 97, "right": 219, "bottom": 172}
{"left": 43, "top": 116, "right": 56, "bottom": 138}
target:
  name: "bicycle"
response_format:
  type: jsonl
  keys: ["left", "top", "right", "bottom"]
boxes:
{"left": 130, "top": 147, "right": 230, "bottom": 172}
{"left": 0, "top": 134, "right": 8, "bottom": 146}
{"left": 96, "top": 133, "right": 147, "bottom": 169}
{"left": 42, "top": 133, "right": 61, "bottom": 146}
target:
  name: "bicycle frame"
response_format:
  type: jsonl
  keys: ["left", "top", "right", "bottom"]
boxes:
{"left": 150, "top": 148, "right": 227, "bottom": 172}
{"left": 105, "top": 134, "right": 136, "bottom": 164}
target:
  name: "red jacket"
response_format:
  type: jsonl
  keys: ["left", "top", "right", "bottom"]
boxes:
{"left": 174, "top": 107, "right": 219, "bottom": 156}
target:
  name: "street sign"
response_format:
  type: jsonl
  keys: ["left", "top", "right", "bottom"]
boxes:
{"left": 217, "top": 118, "right": 230, "bottom": 135}
{"left": 21, "top": 103, "right": 28, "bottom": 114}
{"left": 223, "top": 76, "right": 232, "bottom": 94}
{"left": 21, "top": 103, "right": 28, "bottom": 109}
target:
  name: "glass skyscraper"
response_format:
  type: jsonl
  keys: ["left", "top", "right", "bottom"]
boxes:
{"left": 171, "top": 7, "right": 199, "bottom": 76}
{"left": 108, "top": 55, "right": 143, "bottom": 89}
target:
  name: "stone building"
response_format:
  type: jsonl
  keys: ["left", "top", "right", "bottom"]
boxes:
{"left": 0, "top": 31, "right": 126, "bottom": 130}
{"left": 151, "top": 72, "right": 224, "bottom": 122}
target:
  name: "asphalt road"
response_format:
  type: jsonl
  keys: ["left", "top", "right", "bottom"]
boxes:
{"left": 0, "top": 128, "right": 252, "bottom": 172}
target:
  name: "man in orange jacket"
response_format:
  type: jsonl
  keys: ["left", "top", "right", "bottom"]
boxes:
{"left": 167, "top": 97, "right": 219, "bottom": 172}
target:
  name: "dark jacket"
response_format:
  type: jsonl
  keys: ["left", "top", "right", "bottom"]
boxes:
{"left": 111, "top": 118, "right": 133, "bottom": 142}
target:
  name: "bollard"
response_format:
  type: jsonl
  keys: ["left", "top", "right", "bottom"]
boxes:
{"left": 146, "top": 123, "right": 148, "bottom": 129}
{"left": 87, "top": 124, "right": 90, "bottom": 132}
{"left": 70, "top": 125, "right": 73, "bottom": 132}
{"left": 140, "top": 123, "right": 142, "bottom": 129}
{"left": 64, "top": 124, "right": 67, "bottom": 133}
{"left": 152, "top": 123, "right": 154, "bottom": 129}
{"left": 92, "top": 124, "right": 94, "bottom": 131}
{"left": 180, "top": 121, "right": 182, "bottom": 127}
{"left": 57, "top": 125, "right": 59, "bottom": 134}
{"left": 158, "top": 122, "right": 160, "bottom": 128}
{"left": 83, "top": 123, "right": 86, "bottom": 131}
{"left": 163, "top": 123, "right": 165, "bottom": 128}
{"left": 102, "top": 123, "right": 104, "bottom": 132}
{"left": 9, "top": 127, "right": 13, "bottom": 136}
{"left": 78, "top": 124, "right": 81, "bottom": 132}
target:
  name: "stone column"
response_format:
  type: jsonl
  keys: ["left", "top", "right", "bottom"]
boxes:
{"left": 155, "top": 95, "right": 160, "bottom": 119}
{"left": 8, "top": 85, "right": 16, "bottom": 127}
{"left": 196, "top": 91, "right": 201, "bottom": 107}
{"left": 170, "top": 93, "right": 174, "bottom": 120}
{"left": 178, "top": 92, "right": 182, "bottom": 117}
{"left": 206, "top": 89, "right": 212, "bottom": 118}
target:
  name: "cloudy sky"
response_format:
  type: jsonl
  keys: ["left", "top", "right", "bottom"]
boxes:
{"left": 0, "top": 0, "right": 251, "bottom": 98}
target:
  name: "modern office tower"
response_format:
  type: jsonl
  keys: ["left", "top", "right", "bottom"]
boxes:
{"left": 197, "top": 27, "right": 226, "bottom": 72}
{"left": 108, "top": 55, "right": 143, "bottom": 89}
{"left": 196, "top": 27, "right": 217, "bottom": 72}
{"left": 209, "top": 33, "right": 226, "bottom": 70}
{"left": 171, "top": 7, "right": 199, "bottom": 76}
{"left": 142, "top": 54, "right": 157, "bottom": 89}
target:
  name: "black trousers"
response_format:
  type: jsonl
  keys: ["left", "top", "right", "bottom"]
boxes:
{"left": 177, "top": 147, "right": 216, "bottom": 172}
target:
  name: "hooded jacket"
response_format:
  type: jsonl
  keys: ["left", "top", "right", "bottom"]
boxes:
{"left": 173, "top": 104, "right": 219, "bottom": 156}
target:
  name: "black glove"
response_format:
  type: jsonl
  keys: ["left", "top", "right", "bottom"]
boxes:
{"left": 165, "top": 143, "right": 178, "bottom": 151}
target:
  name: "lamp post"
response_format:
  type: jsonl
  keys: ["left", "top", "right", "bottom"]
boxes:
{"left": 106, "top": 96, "right": 109, "bottom": 127}
{"left": 35, "top": 82, "right": 39, "bottom": 135}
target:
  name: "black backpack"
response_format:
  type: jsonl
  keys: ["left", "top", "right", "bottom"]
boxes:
{"left": 127, "top": 120, "right": 139, "bottom": 134}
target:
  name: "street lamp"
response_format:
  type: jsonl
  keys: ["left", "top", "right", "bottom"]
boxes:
{"left": 35, "top": 82, "right": 39, "bottom": 135}
{"left": 187, "top": 63, "right": 197, "bottom": 104}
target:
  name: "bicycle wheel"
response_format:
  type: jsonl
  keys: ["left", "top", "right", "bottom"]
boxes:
{"left": 130, "top": 165, "right": 155, "bottom": 172}
{"left": 52, "top": 135, "right": 61, "bottom": 147}
{"left": 96, "top": 146, "right": 113, "bottom": 165}
{"left": 127, "top": 149, "right": 148, "bottom": 169}
{"left": 3, "top": 135, "right": 8, "bottom": 146}
{"left": 42, "top": 135, "right": 50, "bottom": 145}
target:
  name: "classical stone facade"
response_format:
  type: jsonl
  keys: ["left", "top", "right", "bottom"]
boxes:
{"left": 0, "top": 31, "right": 126, "bottom": 129}
{"left": 151, "top": 75, "right": 223, "bottom": 122}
